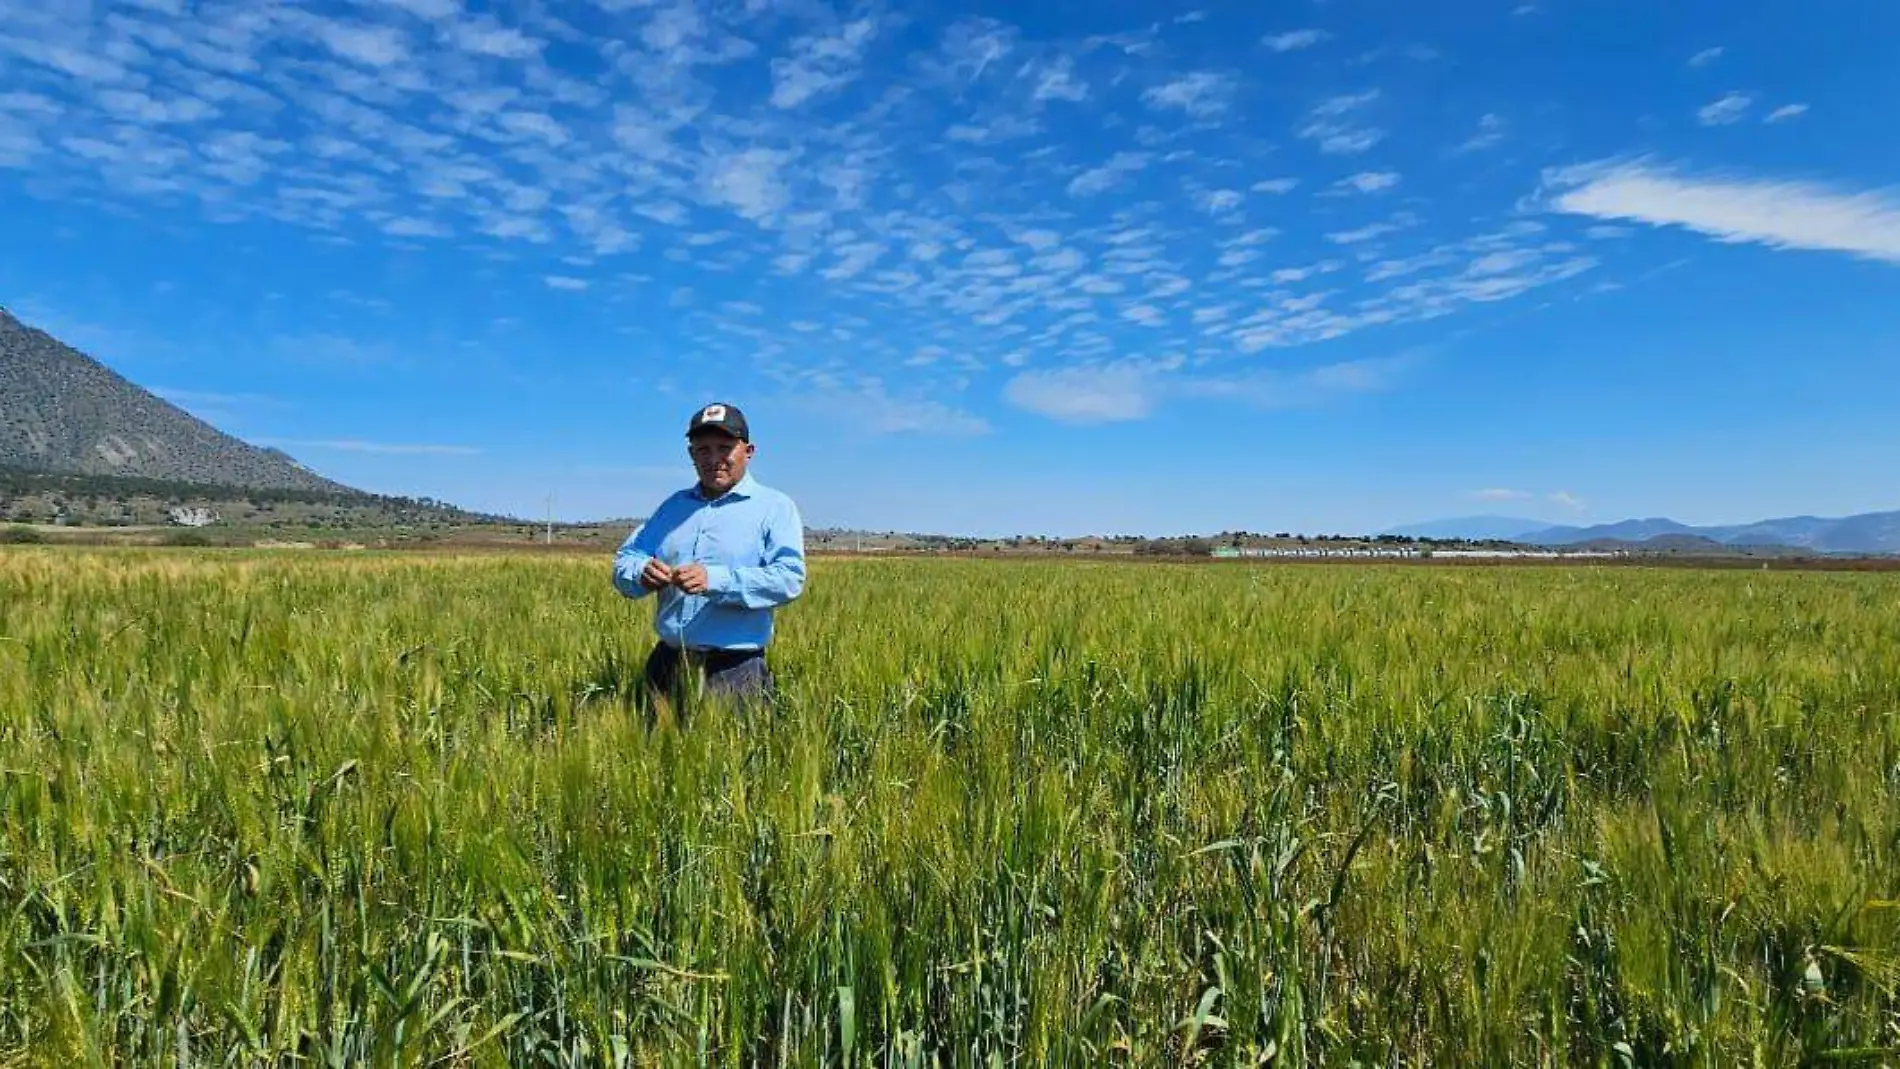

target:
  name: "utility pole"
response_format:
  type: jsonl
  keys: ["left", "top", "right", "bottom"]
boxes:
{"left": 544, "top": 493, "right": 555, "bottom": 546}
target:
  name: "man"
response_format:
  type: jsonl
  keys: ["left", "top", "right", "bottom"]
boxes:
{"left": 612, "top": 402, "right": 806, "bottom": 714}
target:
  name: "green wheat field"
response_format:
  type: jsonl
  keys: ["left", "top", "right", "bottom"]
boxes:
{"left": 2, "top": 548, "right": 1897, "bottom": 1066}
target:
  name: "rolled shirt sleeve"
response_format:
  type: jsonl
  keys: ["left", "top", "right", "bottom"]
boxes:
{"left": 611, "top": 497, "right": 682, "bottom": 600}
{"left": 612, "top": 540, "right": 653, "bottom": 599}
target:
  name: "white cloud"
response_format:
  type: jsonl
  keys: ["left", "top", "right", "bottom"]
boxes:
{"left": 1299, "top": 91, "right": 1384, "bottom": 154}
{"left": 1264, "top": 29, "right": 1329, "bottom": 52}
{"left": 638, "top": 0, "right": 705, "bottom": 54}
{"left": 1005, "top": 355, "right": 1411, "bottom": 425}
{"left": 1542, "top": 159, "right": 1900, "bottom": 266}
{"left": 701, "top": 146, "right": 793, "bottom": 224}
{"left": 450, "top": 19, "right": 542, "bottom": 60}
{"left": 1311, "top": 92, "right": 1379, "bottom": 116}
{"left": 96, "top": 89, "right": 216, "bottom": 125}
{"left": 1004, "top": 365, "right": 1155, "bottom": 423}
{"left": 1006, "top": 228, "right": 1062, "bottom": 251}
{"left": 0, "top": 91, "right": 63, "bottom": 118}
{"left": 800, "top": 381, "right": 990, "bottom": 436}
{"left": 1251, "top": 177, "right": 1299, "bottom": 195}
{"left": 1326, "top": 221, "right": 1404, "bottom": 245}
{"left": 771, "top": 17, "right": 878, "bottom": 108}
{"left": 1472, "top": 488, "right": 1531, "bottom": 501}
{"left": 6, "top": 128, "right": 63, "bottom": 167}
{"left": 1142, "top": 72, "right": 1235, "bottom": 118}
{"left": 1548, "top": 491, "right": 1585, "bottom": 511}
{"left": 821, "top": 240, "right": 886, "bottom": 280}
{"left": 1068, "top": 151, "right": 1151, "bottom": 196}
{"left": 312, "top": 21, "right": 410, "bottom": 68}
{"left": 1227, "top": 222, "right": 1591, "bottom": 350}
{"left": 1688, "top": 47, "right": 1724, "bottom": 68}
{"left": 1032, "top": 246, "right": 1086, "bottom": 274}
{"left": 1458, "top": 113, "right": 1505, "bottom": 152}
{"left": 1032, "top": 55, "right": 1088, "bottom": 102}
{"left": 384, "top": 216, "right": 450, "bottom": 237}
{"left": 1198, "top": 188, "right": 1245, "bottom": 214}
{"left": 945, "top": 114, "right": 1043, "bottom": 143}
{"left": 383, "top": 0, "right": 460, "bottom": 18}
{"left": 1765, "top": 103, "right": 1809, "bottom": 123}
{"left": 497, "top": 110, "right": 568, "bottom": 144}
{"left": 1335, "top": 171, "right": 1400, "bottom": 194}
{"left": 924, "top": 16, "right": 1019, "bottom": 86}
{"left": 544, "top": 275, "right": 590, "bottom": 290}
{"left": 1297, "top": 356, "right": 1410, "bottom": 393}
{"left": 1697, "top": 91, "right": 1753, "bottom": 126}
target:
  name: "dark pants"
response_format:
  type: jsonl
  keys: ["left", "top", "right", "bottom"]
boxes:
{"left": 641, "top": 642, "right": 775, "bottom": 716}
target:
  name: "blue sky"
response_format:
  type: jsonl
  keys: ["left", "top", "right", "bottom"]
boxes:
{"left": 3, "top": 0, "right": 1897, "bottom": 538}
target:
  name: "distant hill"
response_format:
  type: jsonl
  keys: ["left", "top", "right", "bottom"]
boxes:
{"left": 1710, "top": 513, "right": 1900, "bottom": 553}
{"left": 1523, "top": 512, "right": 1900, "bottom": 555}
{"left": 0, "top": 307, "right": 347, "bottom": 492}
{"left": 1380, "top": 515, "right": 1553, "bottom": 541}
{"left": 1526, "top": 518, "right": 1697, "bottom": 545}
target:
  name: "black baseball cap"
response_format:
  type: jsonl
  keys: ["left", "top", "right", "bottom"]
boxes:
{"left": 686, "top": 402, "right": 749, "bottom": 441}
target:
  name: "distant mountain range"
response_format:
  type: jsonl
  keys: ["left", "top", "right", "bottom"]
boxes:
{"left": 1384, "top": 510, "right": 1900, "bottom": 555}
{"left": 1, "top": 307, "right": 348, "bottom": 492}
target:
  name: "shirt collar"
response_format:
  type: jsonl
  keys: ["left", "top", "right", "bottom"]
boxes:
{"left": 695, "top": 471, "right": 757, "bottom": 502}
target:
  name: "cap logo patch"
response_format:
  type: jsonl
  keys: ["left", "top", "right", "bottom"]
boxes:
{"left": 701, "top": 404, "right": 727, "bottom": 421}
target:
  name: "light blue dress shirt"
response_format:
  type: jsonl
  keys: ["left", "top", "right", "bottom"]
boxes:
{"left": 611, "top": 472, "right": 807, "bottom": 652}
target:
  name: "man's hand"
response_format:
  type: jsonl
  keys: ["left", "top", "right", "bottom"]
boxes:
{"left": 672, "top": 562, "right": 710, "bottom": 594}
{"left": 640, "top": 558, "right": 674, "bottom": 591}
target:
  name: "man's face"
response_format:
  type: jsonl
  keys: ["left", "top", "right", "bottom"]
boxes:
{"left": 688, "top": 430, "right": 752, "bottom": 494}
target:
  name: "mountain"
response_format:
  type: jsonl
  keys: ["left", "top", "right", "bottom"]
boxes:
{"left": 1525, "top": 518, "right": 1697, "bottom": 545}
{"left": 0, "top": 307, "right": 347, "bottom": 492}
{"left": 1802, "top": 511, "right": 1900, "bottom": 553}
{"left": 1705, "top": 513, "right": 1900, "bottom": 553}
{"left": 1380, "top": 515, "right": 1554, "bottom": 541}
{"left": 1522, "top": 512, "right": 1900, "bottom": 555}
